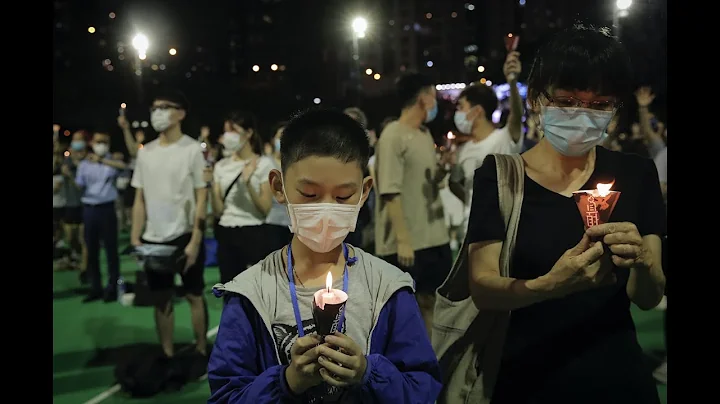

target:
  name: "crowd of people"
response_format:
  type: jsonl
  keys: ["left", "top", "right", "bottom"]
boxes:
{"left": 53, "top": 24, "right": 667, "bottom": 403}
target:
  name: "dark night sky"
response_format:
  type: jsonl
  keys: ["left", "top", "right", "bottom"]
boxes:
{"left": 53, "top": 0, "right": 666, "bottom": 146}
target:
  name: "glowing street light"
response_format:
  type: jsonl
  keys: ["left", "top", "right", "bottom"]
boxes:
{"left": 365, "top": 68, "right": 373, "bottom": 75}
{"left": 613, "top": 0, "right": 632, "bottom": 38}
{"left": 373, "top": 73, "right": 381, "bottom": 80}
{"left": 169, "top": 48, "right": 177, "bottom": 56}
{"left": 616, "top": 0, "right": 632, "bottom": 10}
{"left": 132, "top": 33, "right": 149, "bottom": 59}
{"left": 477, "top": 65, "right": 485, "bottom": 73}
{"left": 352, "top": 17, "right": 368, "bottom": 38}
{"left": 88, "top": 26, "right": 96, "bottom": 34}
{"left": 271, "top": 64, "right": 278, "bottom": 71}
{"left": 252, "top": 65, "right": 260, "bottom": 72}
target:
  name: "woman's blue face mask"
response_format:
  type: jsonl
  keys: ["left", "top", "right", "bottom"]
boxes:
{"left": 540, "top": 106, "right": 614, "bottom": 156}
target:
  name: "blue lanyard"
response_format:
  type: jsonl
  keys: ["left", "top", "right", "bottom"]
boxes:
{"left": 287, "top": 243, "right": 350, "bottom": 338}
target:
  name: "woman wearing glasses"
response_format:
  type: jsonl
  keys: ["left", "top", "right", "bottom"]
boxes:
{"left": 465, "top": 25, "right": 664, "bottom": 403}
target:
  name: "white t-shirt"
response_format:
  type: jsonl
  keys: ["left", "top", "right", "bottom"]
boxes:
{"left": 213, "top": 155, "right": 274, "bottom": 228}
{"left": 450, "top": 126, "right": 523, "bottom": 231}
{"left": 131, "top": 135, "right": 206, "bottom": 243}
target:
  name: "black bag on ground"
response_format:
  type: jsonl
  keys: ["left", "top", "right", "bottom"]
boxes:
{"left": 115, "top": 350, "right": 187, "bottom": 397}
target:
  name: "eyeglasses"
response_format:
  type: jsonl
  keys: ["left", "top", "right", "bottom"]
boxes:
{"left": 150, "top": 104, "right": 181, "bottom": 113}
{"left": 543, "top": 92, "right": 619, "bottom": 111}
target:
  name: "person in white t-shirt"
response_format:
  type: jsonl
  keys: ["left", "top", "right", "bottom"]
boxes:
{"left": 208, "top": 111, "right": 277, "bottom": 283}
{"left": 449, "top": 51, "right": 525, "bottom": 237}
{"left": 130, "top": 90, "right": 209, "bottom": 369}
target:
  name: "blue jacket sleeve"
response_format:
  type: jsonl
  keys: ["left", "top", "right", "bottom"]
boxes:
{"left": 360, "top": 288, "right": 442, "bottom": 403}
{"left": 208, "top": 295, "right": 301, "bottom": 404}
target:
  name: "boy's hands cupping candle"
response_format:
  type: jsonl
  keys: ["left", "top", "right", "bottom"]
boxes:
{"left": 285, "top": 334, "right": 324, "bottom": 394}
{"left": 317, "top": 332, "right": 368, "bottom": 387}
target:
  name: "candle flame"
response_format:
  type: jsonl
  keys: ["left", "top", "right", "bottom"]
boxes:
{"left": 326, "top": 271, "right": 332, "bottom": 293}
{"left": 447, "top": 131, "right": 456, "bottom": 140}
{"left": 596, "top": 182, "right": 614, "bottom": 197}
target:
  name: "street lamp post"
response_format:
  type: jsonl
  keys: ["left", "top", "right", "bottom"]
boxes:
{"left": 132, "top": 33, "right": 149, "bottom": 60}
{"left": 350, "top": 17, "right": 368, "bottom": 99}
{"left": 131, "top": 33, "right": 150, "bottom": 99}
{"left": 613, "top": 0, "right": 632, "bottom": 39}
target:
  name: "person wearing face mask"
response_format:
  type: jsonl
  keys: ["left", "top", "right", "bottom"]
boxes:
{"left": 264, "top": 121, "right": 293, "bottom": 248}
{"left": 118, "top": 115, "right": 146, "bottom": 230}
{"left": 374, "top": 73, "right": 450, "bottom": 333}
{"left": 208, "top": 109, "right": 441, "bottom": 404}
{"left": 58, "top": 131, "right": 89, "bottom": 278}
{"left": 53, "top": 141, "right": 68, "bottom": 262}
{"left": 208, "top": 111, "right": 277, "bottom": 284}
{"left": 456, "top": 25, "right": 665, "bottom": 404}
{"left": 74, "top": 131, "right": 127, "bottom": 302}
{"left": 269, "top": 121, "right": 287, "bottom": 167}
{"left": 216, "top": 132, "right": 232, "bottom": 158}
{"left": 131, "top": 90, "right": 209, "bottom": 372}
{"left": 343, "top": 107, "right": 373, "bottom": 249}
{"left": 448, "top": 52, "right": 524, "bottom": 241}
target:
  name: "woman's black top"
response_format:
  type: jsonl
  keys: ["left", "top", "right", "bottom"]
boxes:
{"left": 467, "top": 146, "right": 665, "bottom": 404}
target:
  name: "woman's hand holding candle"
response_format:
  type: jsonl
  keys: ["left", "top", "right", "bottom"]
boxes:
{"left": 316, "top": 332, "right": 368, "bottom": 387}
{"left": 528, "top": 233, "right": 616, "bottom": 298}
{"left": 585, "top": 222, "right": 651, "bottom": 270}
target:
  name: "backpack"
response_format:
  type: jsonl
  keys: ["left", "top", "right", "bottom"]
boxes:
{"left": 115, "top": 348, "right": 187, "bottom": 397}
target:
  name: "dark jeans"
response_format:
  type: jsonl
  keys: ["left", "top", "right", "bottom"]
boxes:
{"left": 380, "top": 243, "right": 452, "bottom": 295}
{"left": 83, "top": 202, "right": 120, "bottom": 293}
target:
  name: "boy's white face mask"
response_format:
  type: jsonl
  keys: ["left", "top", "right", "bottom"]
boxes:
{"left": 282, "top": 175, "right": 363, "bottom": 253}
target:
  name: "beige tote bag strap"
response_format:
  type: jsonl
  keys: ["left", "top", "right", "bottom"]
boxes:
{"left": 493, "top": 153, "right": 525, "bottom": 277}
{"left": 464, "top": 154, "right": 526, "bottom": 404}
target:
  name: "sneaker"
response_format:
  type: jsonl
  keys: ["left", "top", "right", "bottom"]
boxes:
{"left": 187, "top": 351, "right": 209, "bottom": 381}
{"left": 652, "top": 359, "right": 667, "bottom": 384}
{"left": 79, "top": 271, "right": 88, "bottom": 285}
{"left": 103, "top": 288, "right": 118, "bottom": 303}
{"left": 82, "top": 291, "right": 103, "bottom": 303}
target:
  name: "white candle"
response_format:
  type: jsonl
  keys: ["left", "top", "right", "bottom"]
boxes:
{"left": 313, "top": 272, "right": 348, "bottom": 310}
{"left": 446, "top": 131, "right": 455, "bottom": 150}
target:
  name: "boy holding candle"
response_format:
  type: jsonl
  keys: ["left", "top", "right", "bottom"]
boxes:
{"left": 208, "top": 109, "right": 442, "bottom": 403}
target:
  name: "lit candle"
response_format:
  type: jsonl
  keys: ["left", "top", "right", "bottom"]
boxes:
{"left": 445, "top": 131, "right": 456, "bottom": 150}
{"left": 572, "top": 182, "right": 621, "bottom": 228}
{"left": 314, "top": 272, "right": 347, "bottom": 309}
{"left": 312, "top": 271, "right": 348, "bottom": 336}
